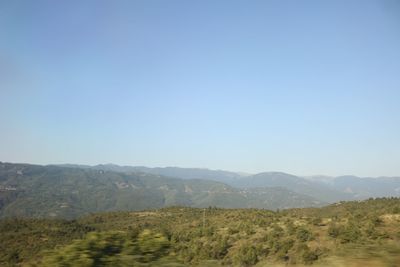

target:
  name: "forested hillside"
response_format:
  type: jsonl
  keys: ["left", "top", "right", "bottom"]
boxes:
{"left": 0, "top": 162, "right": 322, "bottom": 218}
{"left": 1, "top": 198, "right": 399, "bottom": 266}
{"left": 59, "top": 164, "right": 400, "bottom": 202}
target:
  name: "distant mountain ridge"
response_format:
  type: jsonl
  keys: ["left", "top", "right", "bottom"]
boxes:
{"left": 2, "top": 162, "right": 400, "bottom": 219}
{"left": 230, "top": 172, "right": 354, "bottom": 203}
{"left": 60, "top": 164, "right": 400, "bottom": 202}
{"left": 56, "top": 164, "right": 246, "bottom": 184}
{"left": 0, "top": 162, "right": 323, "bottom": 218}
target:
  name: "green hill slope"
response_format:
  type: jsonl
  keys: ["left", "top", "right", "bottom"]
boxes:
{"left": 0, "top": 162, "right": 323, "bottom": 218}
{"left": 1, "top": 198, "right": 399, "bottom": 266}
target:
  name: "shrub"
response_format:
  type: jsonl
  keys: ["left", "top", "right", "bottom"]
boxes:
{"left": 234, "top": 244, "right": 258, "bottom": 266}
{"left": 296, "top": 227, "right": 313, "bottom": 242}
{"left": 327, "top": 223, "right": 341, "bottom": 238}
{"left": 41, "top": 230, "right": 172, "bottom": 266}
{"left": 137, "top": 229, "right": 169, "bottom": 262}
{"left": 312, "top": 217, "right": 323, "bottom": 226}
{"left": 302, "top": 247, "right": 319, "bottom": 264}
{"left": 339, "top": 223, "right": 362, "bottom": 243}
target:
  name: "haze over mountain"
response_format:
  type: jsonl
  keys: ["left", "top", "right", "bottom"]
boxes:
{"left": 2, "top": 161, "right": 399, "bottom": 219}
{"left": 1, "top": 1, "right": 400, "bottom": 266}
{"left": 62, "top": 164, "right": 246, "bottom": 185}
{"left": 64, "top": 163, "right": 400, "bottom": 202}
{"left": 0, "top": 162, "right": 325, "bottom": 219}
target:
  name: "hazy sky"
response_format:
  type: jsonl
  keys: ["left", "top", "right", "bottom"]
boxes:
{"left": 1, "top": 0, "right": 399, "bottom": 176}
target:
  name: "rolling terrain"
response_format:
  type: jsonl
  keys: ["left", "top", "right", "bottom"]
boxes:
{"left": 0, "top": 162, "right": 323, "bottom": 218}
{"left": 1, "top": 198, "right": 399, "bottom": 266}
{"left": 2, "top": 162, "right": 400, "bottom": 219}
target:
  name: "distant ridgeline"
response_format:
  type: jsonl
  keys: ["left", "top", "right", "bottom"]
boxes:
{"left": 1, "top": 162, "right": 400, "bottom": 218}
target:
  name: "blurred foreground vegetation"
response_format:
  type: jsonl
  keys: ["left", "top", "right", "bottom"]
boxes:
{"left": 1, "top": 198, "right": 400, "bottom": 266}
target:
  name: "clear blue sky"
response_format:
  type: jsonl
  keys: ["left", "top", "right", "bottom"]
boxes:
{"left": 1, "top": 0, "right": 399, "bottom": 176}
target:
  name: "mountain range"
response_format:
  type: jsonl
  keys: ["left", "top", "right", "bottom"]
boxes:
{"left": 1, "top": 161, "right": 400, "bottom": 218}
{"left": 66, "top": 163, "right": 400, "bottom": 201}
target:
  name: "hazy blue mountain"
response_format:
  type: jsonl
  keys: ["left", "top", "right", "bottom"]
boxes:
{"left": 83, "top": 166, "right": 353, "bottom": 202}
{"left": 138, "top": 168, "right": 400, "bottom": 202}
{"left": 55, "top": 164, "right": 400, "bottom": 202}
{"left": 231, "top": 172, "right": 354, "bottom": 203}
{"left": 303, "top": 175, "right": 335, "bottom": 185}
{"left": 0, "top": 162, "right": 323, "bottom": 218}
{"left": 332, "top": 175, "right": 400, "bottom": 199}
{"left": 91, "top": 164, "right": 246, "bottom": 184}
{"left": 56, "top": 164, "right": 247, "bottom": 184}
{"left": 236, "top": 186, "right": 323, "bottom": 209}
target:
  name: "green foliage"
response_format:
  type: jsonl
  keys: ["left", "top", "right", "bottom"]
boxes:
{"left": 0, "top": 163, "right": 323, "bottom": 219}
{"left": 328, "top": 220, "right": 363, "bottom": 244}
{"left": 338, "top": 222, "right": 362, "bottom": 243}
{"left": 0, "top": 218, "right": 92, "bottom": 266}
{"left": 285, "top": 220, "right": 296, "bottom": 235}
{"left": 234, "top": 244, "right": 258, "bottom": 266}
{"left": 369, "top": 215, "right": 383, "bottom": 226}
{"left": 137, "top": 229, "right": 169, "bottom": 262}
{"left": 212, "top": 237, "right": 230, "bottom": 259}
{"left": 301, "top": 245, "right": 319, "bottom": 264}
{"left": 41, "top": 230, "right": 175, "bottom": 266}
{"left": 392, "top": 206, "right": 400, "bottom": 214}
{"left": 1, "top": 198, "right": 400, "bottom": 266}
{"left": 364, "top": 223, "right": 375, "bottom": 237}
{"left": 273, "top": 238, "right": 294, "bottom": 261}
{"left": 296, "top": 227, "right": 313, "bottom": 242}
{"left": 327, "top": 222, "right": 341, "bottom": 238}
{"left": 227, "top": 227, "right": 239, "bottom": 235}
{"left": 311, "top": 217, "right": 323, "bottom": 226}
